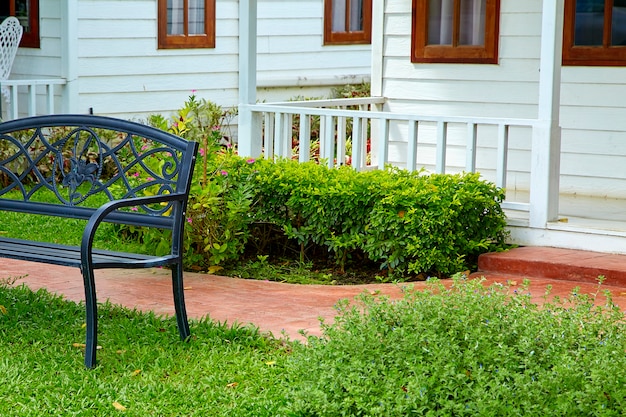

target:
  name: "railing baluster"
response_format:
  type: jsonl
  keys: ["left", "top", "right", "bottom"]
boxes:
{"left": 436, "top": 120, "right": 447, "bottom": 174}
{"left": 377, "top": 118, "right": 389, "bottom": 169}
{"left": 299, "top": 113, "right": 311, "bottom": 163}
{"left": 496, "top": 124, "right": 509, "bottom": 189}
{"left": 337, "top": 113, "right": 347, "bottom": 165}
{"left": 322, "top": 115, "right": 336, "bottom": 167}
{"left": 46, "top": 83, "right": 54, "bottom": 114}
{"left": 264, "top": 112, "right": 275, "bottom": 159}
{"left": 360, "top": 117, "right": 368, "bottom": 167}
{"left": 28, "top": 85, "right": 37, "bottom": 116}
{"left": 10, "top": 86, "right": 18, "bottom": 120}
{"left": 352, "top": 116, "right": 363, "bottom": 171}
{"left": 407, "top": 120, "right": 418, "bottom": 172}
{"left": 466, "top": 123, "right": 477, "bottom": 172}
{"left": 274, "top": 112, "right": 285, "bottom": 159}
{"left": 283, "top": 114, "right": 293, "bottom": 158}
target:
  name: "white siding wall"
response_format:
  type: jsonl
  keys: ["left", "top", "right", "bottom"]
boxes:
{"left": 256, "top": 0, "right": 371, "bottom": 98}
{"left": 70, "top": 0, "right": 370, "bottom": 120}
{"left": 75, "top": 0, "right": 239, "bottom": 119}
{"left": 560, "top": 68, "right": 626, "bottom": 198}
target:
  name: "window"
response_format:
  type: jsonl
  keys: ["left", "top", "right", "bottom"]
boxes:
{"left": 324, "top": 0, "right": 372, "bottom": 45}
{"left": 563, "top": 0, "right": 626, "bottom": 66}
{"left": 411, "top": 0, "right": 500, "bottom": 64}
{"left": 158, "top": 0, "right": 216, "bottom": 49}
{"left": 0, "top": 0, "right": 39, "bottom": 48}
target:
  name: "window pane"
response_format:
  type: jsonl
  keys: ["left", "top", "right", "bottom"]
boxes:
{"left": 349, "top": 0, "right": 363, "bottom": 31}
{"left": 167, "top": 0, "right": 184, "bottom": 35}
{"left": 459, "top": 0, "right": 485, "bottom": 45}
{"left": 428, "top": 0, "right": 454, "bottom": 45}
{"left": 15, "top": 0, "right": 30, "bottom": 32}
{"left": 612, "top": 4, "right": 626, "bottom": 46}
{"left": 574, "top": 0, "right": 604, "bottom": 45}
{"left": 189, "top": 0, "right": 205, "bottom": 34}
{"left": 332, "top": 0, "right": 347, "bottom": 31}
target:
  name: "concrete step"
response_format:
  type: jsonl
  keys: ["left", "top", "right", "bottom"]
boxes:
{"left": 476, "top": 246, "right": 626, "bottom": 287}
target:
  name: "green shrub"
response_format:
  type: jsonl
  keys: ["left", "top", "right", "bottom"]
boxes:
{"left": 249, "top": 160, "right": 507, "bottom": 278}
{"left": 362, "top": 168, "right": 508, "bottom": 277}
{"left": 285, "top": 276, "right": 626, "bottom": 415}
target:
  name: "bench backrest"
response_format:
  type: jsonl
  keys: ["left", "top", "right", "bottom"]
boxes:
{"left": 0, "top": 115, "right": 198, "bottom": 230}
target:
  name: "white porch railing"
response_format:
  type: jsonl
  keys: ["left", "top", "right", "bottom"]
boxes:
{"left": 1, "top": 78, "right": 67, "bottom": 120}
{"left": 247, "top": 97, "right": 538, "bottom": 214}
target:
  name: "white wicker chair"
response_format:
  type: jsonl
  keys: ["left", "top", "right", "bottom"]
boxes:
{"left": 0, "top": 17, "right": 23, "bottom": 104}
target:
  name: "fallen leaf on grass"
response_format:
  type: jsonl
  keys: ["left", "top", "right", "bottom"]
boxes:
{"left": 226, "top": 382, "right": 238, "bottom": 388}
{"left": 131, "top": 369, "right": 142, "bottom": 377}
{"left": 265, "top": 361, "right": 276, "bottom": 366}
{"left": 0, "top": 305, "right": 7, "bottom": 315}
{"left": 112, "top": 401, "right": 127, "bottom": 411}
{"left": 72, "top": 343, "right": 102, "bottom": 350}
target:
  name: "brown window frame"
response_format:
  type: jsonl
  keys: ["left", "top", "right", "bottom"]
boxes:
{"left": 8, "top": 0, "right": 39, "bottom": 48}
{"left": 411, "top": 0, "right": 500, "bottom": 64}
{"left": 562, "top": 0, "right": 626, "bottom": 66}
{"left": 323, "top": 0, "right": 372, "bottom": 45}
{"left": 158, "top": 0, "right": 216, "bottom": 49}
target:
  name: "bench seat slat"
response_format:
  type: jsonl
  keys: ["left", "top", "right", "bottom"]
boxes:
{"left": 0, "top": 237, "right": 175, "bottom": 269}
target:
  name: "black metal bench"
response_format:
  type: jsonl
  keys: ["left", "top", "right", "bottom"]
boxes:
{"left": 0, "top": 114, "right": 198, "bottom": 368}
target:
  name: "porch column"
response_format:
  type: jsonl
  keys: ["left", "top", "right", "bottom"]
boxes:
{"left": 529, "top": 0, "right": 564, "bottom": 228}
{"left": 61, "top": 0, "right": 79, "bottom": 113}
{"left": 237, "top": 0, "right": 262, "bottom": 157}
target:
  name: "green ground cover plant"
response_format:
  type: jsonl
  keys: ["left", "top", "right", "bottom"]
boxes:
{"left": 2, "top": 276, "right": 626, "bottom": 415}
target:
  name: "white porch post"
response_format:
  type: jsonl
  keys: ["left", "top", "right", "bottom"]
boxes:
{"left": 529, "top": 0, "right": 564, "bottom": 228}
{"left": 61, "top": 0, "right": 79, "bottom": 113}
{"left": 237, "top": 0, "right": 262, "bottom": 157}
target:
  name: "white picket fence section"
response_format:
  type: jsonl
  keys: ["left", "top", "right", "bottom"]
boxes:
{"left": 1, "top": 78, "right": 67, "bottom": 120}
{"left": 248, "top": 97, "right": 538, "bottom": 214}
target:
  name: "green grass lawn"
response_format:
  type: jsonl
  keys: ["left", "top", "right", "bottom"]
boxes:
{"left": 0, "top": 281, "right": 290, "bottom": 416}
{"left": 3, "top": 277, "right": 626, "bottom": 416}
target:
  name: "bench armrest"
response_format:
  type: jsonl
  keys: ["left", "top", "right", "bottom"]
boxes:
{"left": 80, "top": 193, "right": 189, "bottom": 262}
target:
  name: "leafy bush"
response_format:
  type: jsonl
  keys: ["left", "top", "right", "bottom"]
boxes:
{"left": 362, "top": 167, "right": 507, "bottom": 277}
{"left": 285, "top": 276, "right": 626, "bottom": 415}
{"left": 250, "top": 159, "right": 507, "bottom": 278}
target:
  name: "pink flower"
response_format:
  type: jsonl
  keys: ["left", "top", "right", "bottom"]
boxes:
{"left": 147, "top": 177, "right": 154, "bottom": 181}
{"left": 187, "top": 217, "right": 193, "bottom": 224}
{"left": 133, "top": 172, "right": 140, "bottom": 177}
{"left": 198, "top": 148, "right": 205, "bottom": 157}
{"left": 130, "top": 207, "right": 138, "bottom": 212}
{"left": 246, "top": 158, "right": 255, "bottom": 164}
{"left": 220, "top": 170, "right": 228, "bottom": 176}
{"left": 141, "top": 144, "right": 149, "bottom": 151}
{"left": 191, "top": 89, "right": 197, "bottom": 94}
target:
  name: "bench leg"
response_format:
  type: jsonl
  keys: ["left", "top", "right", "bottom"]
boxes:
{"left": 171, "top": 263, "right": 190, "bottom": 340}
{"left": 81, "top": 265, "right": 98, "bottom": 368}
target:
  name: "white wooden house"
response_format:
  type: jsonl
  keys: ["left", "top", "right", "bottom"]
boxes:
{"left": 239, "top": 0, "right": 626, "bottom": 254}
{"left": 4, "top": 0, "right": 371, "bottom": 120}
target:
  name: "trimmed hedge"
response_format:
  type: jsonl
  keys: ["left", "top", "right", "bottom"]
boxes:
{"left": 187, "top": 154, "right": 509, "bottom": 279}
